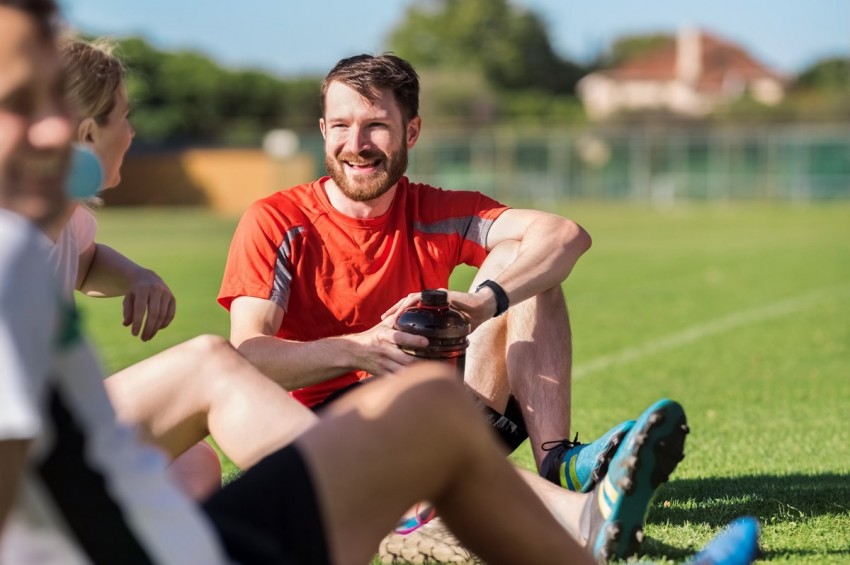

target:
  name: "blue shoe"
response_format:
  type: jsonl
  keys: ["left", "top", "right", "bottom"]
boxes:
{"left": 541, "top": 420, "right": 635, "bottom": 492}
{"left": 688, "top": 517, "right": 761, "bottom": 565}
{"left": 582, "top": 399, "right": 689, "bottom": 562}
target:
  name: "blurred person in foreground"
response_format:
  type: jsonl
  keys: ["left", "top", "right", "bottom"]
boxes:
{"left": 0, "top": 1, "right": 764, "bottom": 563}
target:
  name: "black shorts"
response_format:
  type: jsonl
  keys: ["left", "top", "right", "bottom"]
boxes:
{"left": 202, "top": 445, "right": 329, "bottom": 565}
{"left": 313, "top": 379, "right": 530, "bottom": 451}
{"left": 310, "top": 380, "right": 366, "bottom": 413}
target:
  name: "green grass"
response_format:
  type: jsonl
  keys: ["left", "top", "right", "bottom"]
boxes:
{"left": 79, "top": 203, "right": 850, "bottom": 563}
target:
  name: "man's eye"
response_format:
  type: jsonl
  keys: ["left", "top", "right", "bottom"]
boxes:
{"left": 0, "top": 92, "right": 33, "bottom": 116}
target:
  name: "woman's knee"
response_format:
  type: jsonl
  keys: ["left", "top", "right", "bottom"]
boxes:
{"left": 391, "top": 363, "right": 482, "bottom": 434}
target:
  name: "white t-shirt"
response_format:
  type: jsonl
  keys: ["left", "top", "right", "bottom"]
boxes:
{"left": 46, "top": 205, "right": 97, "bottom": 299}
{"left": 0, "top": 210, "right": 227, "bottom": 564}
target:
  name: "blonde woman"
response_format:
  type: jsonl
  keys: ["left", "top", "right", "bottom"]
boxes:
{"left": 55, "top": 38, "right": 320, "bottom": 498}
{"left": 57, "top": 37, "right": 173, "bottom": 340}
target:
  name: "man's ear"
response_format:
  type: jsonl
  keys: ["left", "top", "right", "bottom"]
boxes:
{"left": 77, "top": 117, "right": 98, "bottom": 144}
{"left": 319, "top": 117, "right": 327, "bottom": 140}
{"left": 406, "top": 116, "right": 421, "bottom": 149}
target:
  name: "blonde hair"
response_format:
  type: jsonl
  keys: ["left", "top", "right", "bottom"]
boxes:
{"left": 59, "top": 37, "right": 126, "bottom": 125}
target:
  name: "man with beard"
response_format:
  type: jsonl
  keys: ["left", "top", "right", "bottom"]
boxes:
{"left": 220, "top": 53, "right": 638, "bottom": 499}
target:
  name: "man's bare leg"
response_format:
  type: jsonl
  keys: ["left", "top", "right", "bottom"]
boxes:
{"left": 296, "top": 362, "right": 593, "bottom": 565}
{"left": 105, "top": 334, "right": 318, "bottom": 469}
{"left": 465, "top": 241, "right": 572, "bottom": 469}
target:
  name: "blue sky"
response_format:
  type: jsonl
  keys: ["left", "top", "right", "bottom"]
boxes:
{"left": 61, "top": 0, "right": 848, "bottom": 78}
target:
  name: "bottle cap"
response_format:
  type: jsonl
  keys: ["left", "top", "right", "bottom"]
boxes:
{"left": 420, "top": 289, "right": 448, "bottom": 306}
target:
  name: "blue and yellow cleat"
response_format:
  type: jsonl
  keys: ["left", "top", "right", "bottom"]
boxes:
{"left": 541, "top": 420, "right": 635, "bottom": 493}
{"left": 582, "top": 398, "right": 689, "bottom": 562}
{"left": 688, "top": 517, "right": 761, "bottom": 565}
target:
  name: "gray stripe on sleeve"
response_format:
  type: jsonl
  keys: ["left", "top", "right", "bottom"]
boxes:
{"left": 270, "top": 226, "right": 306, "bottom": 312}
{"left": 413, "top": 216, "right": 495, "bottom": 248}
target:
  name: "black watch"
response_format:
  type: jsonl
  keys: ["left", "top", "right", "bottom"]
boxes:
{"left": 474, "top": 279, "right": 510, "bottom": 317}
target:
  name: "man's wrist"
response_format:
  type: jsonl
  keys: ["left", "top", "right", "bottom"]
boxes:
{"left": 474, "top": 279, "right": 510, "bottom": 317}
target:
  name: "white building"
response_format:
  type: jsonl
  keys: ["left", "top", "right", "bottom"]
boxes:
{"left": 578, "top": 28, "right": 787, "bottom": 120}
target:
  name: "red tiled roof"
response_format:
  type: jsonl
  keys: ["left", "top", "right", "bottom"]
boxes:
{"left": 602, "top": 31, "right": 785, "bottom": 92}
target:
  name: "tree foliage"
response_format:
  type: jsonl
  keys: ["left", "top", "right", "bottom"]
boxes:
{"left": 387, "top": 0, "right": 583, "bottom": 94}
{"left": 795, "top": 57, "right": 850, "bottom": 91}
{"left": 600, "top": 33, "right": 674, "bottom": 68}
{"left": 114, "top": 36, "right": 321, "bottom": 145}
{"left": 91, "top": 25, "right": 847, "bottom": 145}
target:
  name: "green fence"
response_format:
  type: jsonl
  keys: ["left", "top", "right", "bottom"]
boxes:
{"left": 299, "top": 124, "right": 850, "bottom": 203}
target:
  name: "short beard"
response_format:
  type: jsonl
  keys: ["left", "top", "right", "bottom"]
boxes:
{"left": 325, "top": 145, "right": 408, "bottom": 203}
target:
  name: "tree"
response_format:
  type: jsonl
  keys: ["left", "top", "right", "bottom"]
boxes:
{"left": 795, "top": 57, "right": 850, "bottom": 92}
{"left": 386, "top": 0, "right": 583, "bottom": 96}
{"left": 112, "top": 36, "right": 321, "bottom": 145}
{"left": 600, "top": 33, "right": 674, "bottom": 68}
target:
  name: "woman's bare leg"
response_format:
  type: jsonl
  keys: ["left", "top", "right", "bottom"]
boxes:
{"left": 105, "top": 334, "right": 318, "bottom": 469}
{"left": 167, "top": 441, "right": 222, "bottom": 500}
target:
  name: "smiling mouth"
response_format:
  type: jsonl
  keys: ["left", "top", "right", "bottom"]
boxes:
{"left": 343, "top": 158, "right": 381, "bottom": 172}
{"left": 17, "top": 154, "right": 67, "bottom": 179}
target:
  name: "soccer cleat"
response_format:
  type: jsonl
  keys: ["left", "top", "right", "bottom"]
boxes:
{"left": 687, "top": 517, "right": 761, "bottom": 565}
{"left": 541, "top": 420, "right": 635, "bottom": 493}
{"left": 582, "top": 398, "right": 689, "bottom": 562}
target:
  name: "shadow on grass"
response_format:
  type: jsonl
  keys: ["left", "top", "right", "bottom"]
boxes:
{"left": 640, "top": 473, "right": 850, "bottom": 561}
{"left": 643, "top": 536, "right": 850, "bottom": 562}
{"left": 648, "top": 473, "right": 850, "bottom": 526}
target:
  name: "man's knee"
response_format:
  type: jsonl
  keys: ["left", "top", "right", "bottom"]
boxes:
{"left": 538, "top": 284, "right": 568, "bottom": 312}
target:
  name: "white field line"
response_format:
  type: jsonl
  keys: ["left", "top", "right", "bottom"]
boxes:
{"left": 573, "top": 285, "right": 849, "bottom": 381}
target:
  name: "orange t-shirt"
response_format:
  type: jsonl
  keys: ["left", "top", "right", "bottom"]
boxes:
{"left": 218, "top": 176, "right": 509, "bottom": 407}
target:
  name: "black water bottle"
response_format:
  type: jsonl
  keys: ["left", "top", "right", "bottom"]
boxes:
{"left": 394, "top": 289, "right": 471, "bottom": 377}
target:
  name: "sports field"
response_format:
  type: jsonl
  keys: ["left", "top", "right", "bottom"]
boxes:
{"left": 78, "top": 202, "right": 850, "bottom": 563}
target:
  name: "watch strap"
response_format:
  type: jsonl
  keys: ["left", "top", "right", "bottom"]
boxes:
{"left": 475, "top": 279, "right": 510, "bottom": 317}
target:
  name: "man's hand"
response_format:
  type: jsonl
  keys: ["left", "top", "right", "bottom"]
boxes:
{"left": 439, "top": 289, "right": 495, "bottom": 331}
{"left": 381, "top": 289, "right": 492, "bottom": 333}
{"left": 123, "top": 269, "right": 176, "bottom": 341}
{"left": 345, "top": 316, "right": 429, "bottom": 376}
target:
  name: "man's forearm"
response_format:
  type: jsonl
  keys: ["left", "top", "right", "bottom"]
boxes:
{"left": 494, "top": 217, "right": 591, "bottom": 306}
{"left": 236, "top": 334, "right": 359, "bottom": 390}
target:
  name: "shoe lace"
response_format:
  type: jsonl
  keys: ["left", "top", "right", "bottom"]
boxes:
{"left": 541, "top": 432, "right": 581, "bottom": 452}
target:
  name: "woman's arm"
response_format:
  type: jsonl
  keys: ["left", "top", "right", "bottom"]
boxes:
{"left": 77, "top": 243, "right": 176, "bottom": 341}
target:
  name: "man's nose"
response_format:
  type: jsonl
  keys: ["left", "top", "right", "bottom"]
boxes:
{"left": 345, "top": 125, "right": 372, "bottom": 153}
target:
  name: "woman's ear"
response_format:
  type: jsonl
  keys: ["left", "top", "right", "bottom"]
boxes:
{"left": 77, "top": 117, "right": 98, "bottom": 144}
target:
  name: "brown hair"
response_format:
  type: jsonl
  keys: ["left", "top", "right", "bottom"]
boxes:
{"left": 321, "top": 53, "right": 420, "bottom": 122}
{"left": 0, "top": 0, "right": 59, "bottom": 39}
{"left": 59, "top": 38, "right": 125, "bottom": 125}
